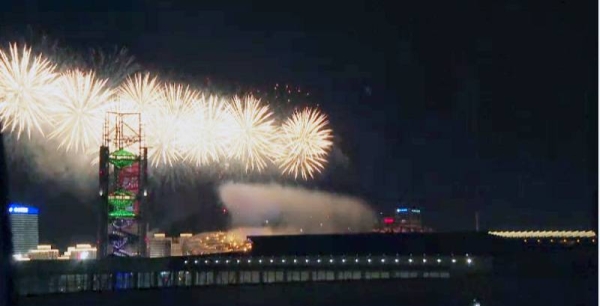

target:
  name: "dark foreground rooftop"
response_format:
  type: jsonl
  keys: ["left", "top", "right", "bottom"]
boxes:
{"left": 248, "top": 232, "right": 518, "bottom": 257}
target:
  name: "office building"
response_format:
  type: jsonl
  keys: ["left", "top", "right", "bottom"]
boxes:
{"left": 8, "top": 204, "right": 39, "bottom": 255}
{"left": 378, "top": 207, "right": 432, "bottom": 233}
{"left": 395, "top": 207, "right": 423, "bottom": 230}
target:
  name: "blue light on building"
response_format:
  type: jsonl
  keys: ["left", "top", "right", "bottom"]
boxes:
{"left": 395, "top": 208, "right": 421, "bottom": 214}
{"left": 8, "top": 204, "right": 39, "bottom": 215}
{"left": 8, "top": 204, "right": 39, "bottom": 255}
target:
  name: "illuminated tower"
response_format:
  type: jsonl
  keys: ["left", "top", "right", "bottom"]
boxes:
{"left": 98, "top": 112, "right": 148, "bottom": 257}
{"left": 8, "top": 204, "right": 39, "bottom": 255}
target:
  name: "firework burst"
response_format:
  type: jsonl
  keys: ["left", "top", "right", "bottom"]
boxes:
{"left": 0, "top": 43, "right": 58, "bottom": 139}
{"left": 182, "top": 95, "right": 235, "bottom": 166}
{"left": 276, "top": 108, "right": 332, "bottom": 179}
{"left": 118, "top": 73, "right": 163, "bottom": 115}
{"left": 0, "top": 41, "right": 337, "bottom": 181}
{"left": 145, "top": 83, "right": 198, "bottom": 167}
{"left": 228, "top": 95, "right": 277, "bottom": 172}
{"left": 49, "top": 70, "right": 113, "bottom": 152}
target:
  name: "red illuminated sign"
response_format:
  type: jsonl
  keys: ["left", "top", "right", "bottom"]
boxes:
{"left": 383, "top": 217, "right": 394, "bottom": 224}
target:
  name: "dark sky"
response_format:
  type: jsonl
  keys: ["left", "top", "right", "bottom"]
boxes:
{"left": 1, "top": 0, "right": 597, "bottom": 246}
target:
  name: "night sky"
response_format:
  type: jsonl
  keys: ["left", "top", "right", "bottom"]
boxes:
{"left": 1, "top": 1, "right": 597, "bottom": 247}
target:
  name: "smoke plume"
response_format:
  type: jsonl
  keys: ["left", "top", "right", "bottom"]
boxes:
{"left": 3, "top": 132, "right": 97, "bottom": 197}
{"left": 218, "top": 182, "right": 377, "bottom": 236}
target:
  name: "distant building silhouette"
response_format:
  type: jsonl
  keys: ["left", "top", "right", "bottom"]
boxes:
{"left": 376, "top": 207, "right": 433, "bottom": 233}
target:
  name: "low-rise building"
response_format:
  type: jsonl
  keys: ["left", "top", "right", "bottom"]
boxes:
{"left": 27, "top": 245, "right": 60, "bottom": 260}
{"left": 148, "top": 233, "right": 171, "bottom": 258}
{"left": 63, "top": 244, "right": 97, "bottom": 260}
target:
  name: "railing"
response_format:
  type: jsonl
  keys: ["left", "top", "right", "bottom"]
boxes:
{"left": 15, "top": 254, "right": 489, "bottom": 295}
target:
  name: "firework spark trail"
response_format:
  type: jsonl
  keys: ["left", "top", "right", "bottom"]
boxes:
{"left": 182, "top": 95, "right": 235, "bottom": 166}
{"left": 119, "top": 73, "right": 163, "bottom": 116}
{"left": 228, "top": 95, "right": 277, "bottom": 172}
{"left": 0, "top": 44, "right": 58, "bottom": 139}
{"left": 49, "top": 70, "right": 113, "bottom": 153}
{"left": 145, "top": 83, "right": 198, "bottom": 167}
{"left": 276, "top": 108, "right": 332, "bottom": 180}
{"left": 88, "top": 46, "right": 140, "bottom": 87}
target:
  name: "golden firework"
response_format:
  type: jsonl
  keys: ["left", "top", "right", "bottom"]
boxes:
{"left": 118, "top": 73, "right": 163, "bottom": 116}
{"left": 0, "top": 44, "right": 58, "bottom": 139}
{"left": 0, "top": 41, "right": 337, "bottom": 179}
{"left": 49, "top": 70, "right": 113, "bottom": 152}
{"left": 228, "top": 95, "right": 277, "bottom": 172}
{"left": 145, "top": 83, "right": 198, "bottom": 167}
{"left": 182, "top": 95, "right": 235, "bottom": 166}
{"left": 276, "top": 108, "right": 332, "bottom": 179}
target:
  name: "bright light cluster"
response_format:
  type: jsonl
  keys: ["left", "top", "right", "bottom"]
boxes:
{"left": 277, "top": 108, "right": 333, "bottom": 179}
{"left": 144, "top": 83, "right": 198, "bottom": 167}
{"left": 0, "top": 43, "right": 333, "bottom": 180}
{"left": 228, "top": 95, "right": 277, "bottom": 172}
{"left": 0, "top": 44, "right": 57, "bottom": 139}
{"left": 488, "top": 230, "right": 596, "bottom": 238}
{"left": 182, "top": 95, "right": 235, "bottom": 167}
{"left": 49, "top": 70, "right": 113, "bottom": 152}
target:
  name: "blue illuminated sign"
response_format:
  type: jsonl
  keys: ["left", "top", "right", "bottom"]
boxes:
{"left": 8, "top": 204, "right": 39, "bottom": 215}
{"left": 396, "top": 208, "right": 420, "bottom": 214}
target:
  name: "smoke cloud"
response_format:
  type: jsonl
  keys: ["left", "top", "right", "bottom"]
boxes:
{"left": 218, "top": 182, "right": 377, "bottom": 236}
{"left": 3, "top": 132, "right": 97, "bottom": 196}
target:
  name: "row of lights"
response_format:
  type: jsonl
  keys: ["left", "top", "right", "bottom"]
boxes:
{"left": 183, "top": 256, "right": 473, "bottom": 266}
{"left": 524, "top": 238, "right": 596, "bottom": 243}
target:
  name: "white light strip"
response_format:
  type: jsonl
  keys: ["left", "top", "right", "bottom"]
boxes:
{"left": 488, "top": 230, "right": 596, "bottom": 238}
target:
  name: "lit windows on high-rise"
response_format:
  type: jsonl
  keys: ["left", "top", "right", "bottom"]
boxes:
{"left": 8, "top": 204, "right": 39, "bottom": 255}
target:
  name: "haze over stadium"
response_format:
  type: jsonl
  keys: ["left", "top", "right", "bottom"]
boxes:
{"left": 219, "top": 182, "right": 376, "bottom": 235}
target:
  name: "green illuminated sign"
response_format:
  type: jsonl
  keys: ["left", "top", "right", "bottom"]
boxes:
{"left": 109, "top": 149, "right": 138, "bottom": 169}
{"left": 109, "top": 210, "right": 136, "bottom": 218}
{"left": 108, "top": 190, "right": 135, "bottom": 209}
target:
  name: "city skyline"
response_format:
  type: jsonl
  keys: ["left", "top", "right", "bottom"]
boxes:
{"left": 0, "top": 1, "right": 596, "bottom": 249}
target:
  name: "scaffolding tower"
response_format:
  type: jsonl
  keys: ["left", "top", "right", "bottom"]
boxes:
{"left": 98, "top": 112, "right": 148, "bottom": 257}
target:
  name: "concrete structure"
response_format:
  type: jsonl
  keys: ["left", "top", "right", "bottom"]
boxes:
{"left": 174, "top": 233, "right": 193, "bottom": 256}
{"left": 148, "top": 233, "right": 171, "bottom": 258}
{"left": 22, "top": 244, "right": 98, "bottom": 261}
{"left": 14, "top": 253, "right": 486, "bottom": 295}
{"left": 10, "top": 231, "right": 596, "bottom": 306}
{"left": 378, "top": 207, "right": 432, "bottom": 233}
{"left": 8, "top": 204, "right": 39, "bottom": 255}
{"left": 27, "top": 245, "right": 59, "bottom": 260}
{"left": 64, "top": 244, "right": 97, "bottom": 260}
{"left": 11, "top": 231, "right": 596, "bottom": 299}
